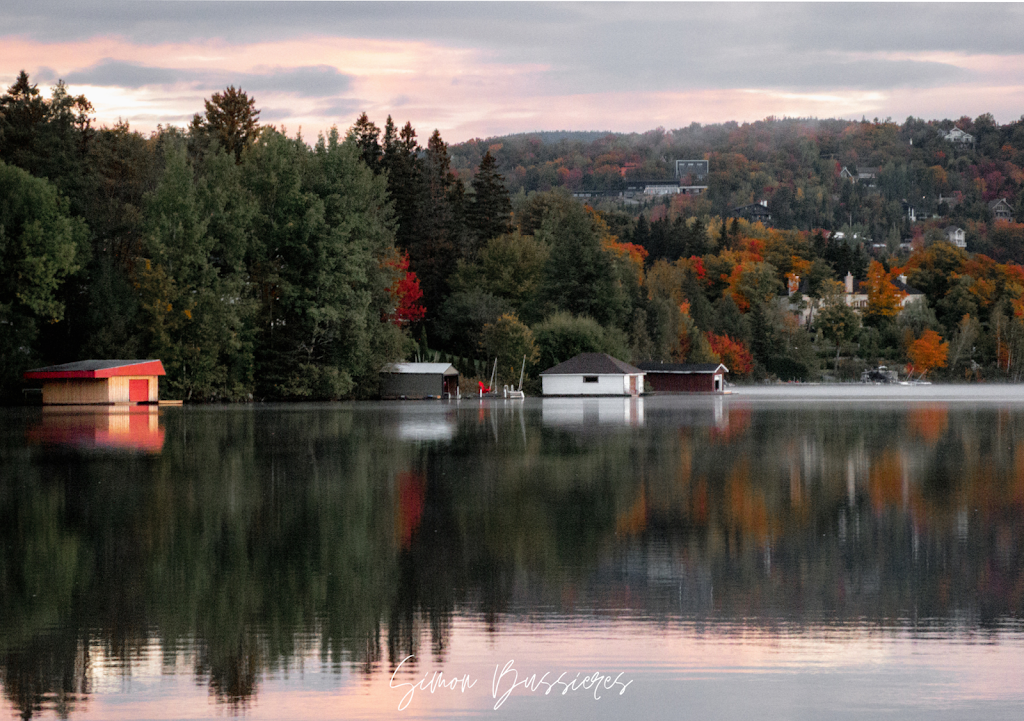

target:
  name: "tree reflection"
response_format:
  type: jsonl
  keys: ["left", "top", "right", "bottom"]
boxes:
{"left": 2, "top": 400, "right": 1024, "bottom": 717}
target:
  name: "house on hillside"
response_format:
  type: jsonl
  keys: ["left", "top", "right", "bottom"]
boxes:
{"left": 843, "top": 272, "right": 923, "bottom": 309}
{"left": 731, "top": 200, "right": 771, "bottom": 224}
{"left": 942, "top": 127, "right": 974, "bottom": 145}
{"left": 24, "top": 360, "right": 165, "bottom": 405}
{"left": 990, "top": 198, "right": 1014, "bottom": 221}
{"left": 636, "top": 362, "right": 728, "bottom": 393}
{"left": 944, "top": 226, "right": 967, "bottom": 248}
{"left": 675, "top": 159, "right": 709, "bottom": 182}
{"left": 840, "top": 166, "right": 878, "bottom": 186}
{"left": 781, "top": 272, "right": 924, "bottom": 327}
{"left": 540, "top": 353, "right": 644, "bottom": 396}
{"left": 621, "top": 179, "right": 707, "bottom": 197}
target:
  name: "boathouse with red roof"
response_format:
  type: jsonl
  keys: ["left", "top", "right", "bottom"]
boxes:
{"left": 24, "top": 360, "right": 165, "bottom": 405}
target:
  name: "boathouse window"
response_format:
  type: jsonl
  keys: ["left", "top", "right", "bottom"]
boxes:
{"left": 583, "top": 376, "right": 599, "bottom": 383}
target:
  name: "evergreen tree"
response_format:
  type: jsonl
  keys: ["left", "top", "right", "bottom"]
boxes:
{"left": 0, "top": 73, "right": 94, "bottom": 211}
{"left": 351, "top": 112, "right": 382, "bottom": 174}
{"left": 137, "top": 138, "right": 255, "bottom": 400}
{"left": 197, "top": 86, "right": 260, "bottom": 162}
{"left": 412, "top": 129, "right": 464, "bottom": 317}
{"left": 245, "top": 128, "right": 404, "bottom": 399}
{"left": 632, "top": 214, "right": 651, "bottom": 252}
{"left": 466, "top": 151, "right": 512, "bottom": 251}
{"left": 537, "top": 202, "right": 628, "bottom": 328}
{"left": 0, "top": 71, "right": 49, "bottom": 173}
{"left": 382, "top": 118, "right": 424, "bottom": 252}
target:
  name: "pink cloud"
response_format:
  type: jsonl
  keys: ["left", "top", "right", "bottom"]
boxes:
{"left": 5, "top": 35, "right": 1024, "bottom": 143}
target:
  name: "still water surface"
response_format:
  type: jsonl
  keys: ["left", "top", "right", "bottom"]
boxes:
{"left": 3, "top": 387, "right": 1024, "bottom": 719}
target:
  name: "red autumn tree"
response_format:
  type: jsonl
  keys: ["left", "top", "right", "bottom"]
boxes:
{"left": 388, "top": 251, "right": 426, "bottom": 324}
{"left": 707, "top": 333, "right": 754, "bottom": 375}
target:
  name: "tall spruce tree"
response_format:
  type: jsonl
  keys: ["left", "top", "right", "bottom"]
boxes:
{"left": 351, "top": 112, "right": 382, "bottom": 174}
{"left": 382, "top": 118, "right": 424, "bottom": 252}
{"left": 413, "top": 129, "right": 464, "bottom": 318}
{"left": 466, "top": 150, "right": 512, "bottom": 252}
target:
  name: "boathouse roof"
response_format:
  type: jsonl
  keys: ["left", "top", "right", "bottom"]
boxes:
{"left": 541, "top": 353, "right": 643, "bottom": 376}
{"left": 24, "top": 360, "right": 166, "bottom": 380}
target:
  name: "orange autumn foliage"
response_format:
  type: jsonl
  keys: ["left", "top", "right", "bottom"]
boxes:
{"left": 615, "top": 486, "right": 648, "bottom": 536}
{"left": 869, "top": 450, "right": 904, "bottom": 514}
{"left": 908, "top": 405, "right": 949, "bottom": 444}
{"left": 602, "top": 236, "right": 648, "bottom": 285}
{"left": 907, "top": 329, "right": 949, "bottom": 376}
{"left": 864, "top": 260, "right": 906, "bottom": 321}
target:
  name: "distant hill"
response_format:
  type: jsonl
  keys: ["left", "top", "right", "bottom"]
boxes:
{"left": 448, "top": 115, "right": 1024, "bottom": 244}
{"left": 486, "top": 130, "right": 621, "bottom": 145}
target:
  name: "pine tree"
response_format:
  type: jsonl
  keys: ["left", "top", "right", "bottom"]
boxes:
{"left": 412, "top": 129, "right": 465, "bottom": 316}
{"left": 382, "top": 117, "right": 424, "bottom": 251}
{"left": 199, "top": 86, "right": 260, "bottom": 162}
{"left": 351, "top": 112, "right": 382, "bottom": 174}
{"left": 466, "top": 150, "right": 512, "bottom": 251}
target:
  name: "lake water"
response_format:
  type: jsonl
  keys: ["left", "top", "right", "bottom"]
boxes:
{"left": 3, "top": 387, "right": 1024, "bottom": 720}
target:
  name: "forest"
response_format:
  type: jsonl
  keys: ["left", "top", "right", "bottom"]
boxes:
{"left": 5, "top": 69, "right": 1024, "bottom": 400}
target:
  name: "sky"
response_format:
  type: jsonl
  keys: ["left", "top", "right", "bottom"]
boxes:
{"left": 3, "top": 1, "right": 1024, "bottom": 143}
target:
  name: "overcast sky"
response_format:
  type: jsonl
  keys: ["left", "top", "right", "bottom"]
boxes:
{"left": 3, "top": 1, "right": 1023, "bottom": 142}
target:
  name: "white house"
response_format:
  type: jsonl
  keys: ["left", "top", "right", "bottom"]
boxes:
{"left": 843, "top": 271, "right": 923, "bottom": 309}
{"left": 990, "top": 198, "right": 1014, "bottom": 221}
{"left": 942, "top": 127, "right": 974, "bottom": 145}
{"left": 540, "top": 353, "right": 644, "bottom": 396}
{"left": 944, "top": 226, "right": 967, "bottom": 248}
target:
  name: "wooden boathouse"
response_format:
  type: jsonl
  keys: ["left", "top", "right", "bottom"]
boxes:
{"left": 636, "top": 362, "right": 729, "bottom": 393}
{"left": 24, "top": 360, "right": 166, "bottom": 405}
{"left": 380, "top": 362, "right": 460, "bottom": 399}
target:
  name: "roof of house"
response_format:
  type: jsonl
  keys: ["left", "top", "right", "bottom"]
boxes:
{"left": 636, "top": 362, "right": 729, "bottom": 374}
{"left": 381, "top": 362, "right": 459, "bottom": 375}
{"left": 541, "top": 353, "right": 643, "bottom": 376}
{"left": 989, "top": 198, "right": 1012, "bottom": 209}
{"left": 944, "top": 225, "right": 963, "bottom": 233}
{"left": 849, "top": 278, "right": 923, "bottom": 296}
{"left": 732, "top": 203, "right": 770, "bottom": 215}
{"left": 24, "top": 359, "right": 166, "bottom": 379}
{"left": 891, "top": 278, "right": 924, "bottom": 295}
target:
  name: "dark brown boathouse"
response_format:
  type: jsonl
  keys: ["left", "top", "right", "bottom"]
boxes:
{"left": 380, "top": 363, "right": 460, "bottom": 399}
{"left": 24, "top": 360, "right": 166, "bottom": 405}
{"left": 636, "top": 362, "right": 729, "bottom": 393}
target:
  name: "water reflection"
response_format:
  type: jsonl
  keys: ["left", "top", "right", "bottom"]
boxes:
{"left": 541, "top": 397, "right": 645, "bottom": 428}
{"left": 2, "top": 394, "right": 1024, "bottom": 718}
{"left": 26, "top": 406, "right": 165, "bottom": 453}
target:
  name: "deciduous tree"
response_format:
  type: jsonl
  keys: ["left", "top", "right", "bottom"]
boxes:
{"left": 0, "top": 160, "right": 86, "bottom": 395}
{"left": 907, "top": 328, "right": 949, "bottom": 377}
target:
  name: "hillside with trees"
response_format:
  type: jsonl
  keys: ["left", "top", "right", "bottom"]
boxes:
{"left": 6, "top": 69, "right": 1024, "bottom": 399}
